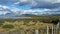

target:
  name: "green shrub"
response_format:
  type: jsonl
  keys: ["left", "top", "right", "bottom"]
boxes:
{"left": 2, "top": 24, "right": 14, "bottom": 29}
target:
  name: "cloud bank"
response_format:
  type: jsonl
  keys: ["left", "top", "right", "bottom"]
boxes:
{"left": 0, "top": 0, "right": 60, "bottom": 16}
{"left": 0, "top": 5, "right": 60, "bottom": 16}
{"left": 0, "top": 0, "right": 60, "bottom": 9}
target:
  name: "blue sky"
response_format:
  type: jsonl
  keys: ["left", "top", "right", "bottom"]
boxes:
{"left": 0, "top": 0, "right": 60, "bottom": 15}
{"left": 1, "top": 2, "right": 32, "bottom": 10}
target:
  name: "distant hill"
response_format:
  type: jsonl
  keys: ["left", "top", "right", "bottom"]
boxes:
{"left": 20, "top": 14, "right": 37, "bottom": 17}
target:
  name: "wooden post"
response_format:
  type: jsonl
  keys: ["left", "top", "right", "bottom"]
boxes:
{"left": 55, "top": 22, "right": 59, "bottom": 34}
{"left": 56, "top": 22, "right": 59, "bottom": 29}
{"left": 47, "top": 26, "right": 49, "bottom": 34}
{"left": 35, "top": 29, "right": 39, "bottom": 34}
{"left": 52, "top": 25, "right": 53, "bottom": 34}
{"left": 54, "top": 25, "right": 57, "bottom": 34}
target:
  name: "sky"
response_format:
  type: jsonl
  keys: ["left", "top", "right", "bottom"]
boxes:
{"left": 0, "top": 0, "right": 60, "bottom": 16}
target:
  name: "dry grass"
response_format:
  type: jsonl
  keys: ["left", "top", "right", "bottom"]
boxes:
{"left": 0, "top": 20, "right": 56, "bottom": 34}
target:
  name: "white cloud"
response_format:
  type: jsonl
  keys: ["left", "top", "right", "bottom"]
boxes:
{"left": 0, "top": 0, "right": 60, "bottom": 9}
{"left": 0, "top": 11, "right": 9, "bottom": 15}
{"left": 10, "top": 8, "right": 20, "bottom": 12}
{"left": 21, "top": 8, "right": 52, "bottom": 15}
{"left": 0, "top": 4, "right": 60, "bottom": 16}
{"left": 20, "top": 0, "right": 28, "bottom": 2}
{"left": 0, "top": 5, "right": 9, "bottom": 10}
{"left": 20, "top": 8, "right": 60, "bottom": 15}
{"left": 14, "top": 2, "right": 20, "bottom": 4}
{"left": 53, "top": 0, "right": 60, "bottom": 3}
{"left": 0, "top": 5, "right": 21, "bottom": 15}
{"left": 13, "top": 0, "right": 60, "bottom": 9}
{"left": 1, "top": 0, "right": 60, "bottom": 5}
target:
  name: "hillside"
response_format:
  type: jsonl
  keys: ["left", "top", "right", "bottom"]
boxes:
{"left": 0, "top": 16, "right": 60, "bottom": 34}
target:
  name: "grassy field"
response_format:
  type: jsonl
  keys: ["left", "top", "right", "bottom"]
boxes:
{"left": 0, "top": 16, "right": 60, "bottom": 34}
